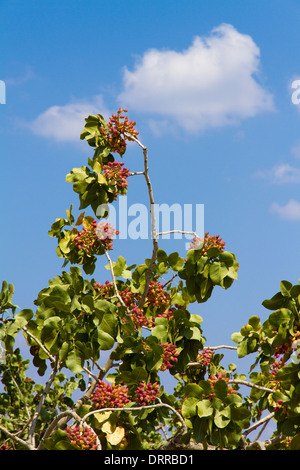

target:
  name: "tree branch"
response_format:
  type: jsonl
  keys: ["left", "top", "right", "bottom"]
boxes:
{"left": 81, "top": 401, "right": 187, "bottom": 434}
{"left": 104, "top": 249, "right": 128, "bottom": 310}
{"left": 130, "top": 136, "right": 158, "bottom": 308}
{"left": 23, "top": 326, "right": 56, "bottom": 363}
{"left": 0, "top": 424, "right": 35, "bottom": 450}
{"left": 228, "top": 379, "right": 275, "bottom": 394}
{"left": 27, "top": 356, "right": 60, "bottom": 447}
{"left": 243, "top": 412, "right": 275, "bottom": 437}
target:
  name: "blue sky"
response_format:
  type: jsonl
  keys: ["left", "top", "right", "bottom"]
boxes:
{"left": 1, "top": 0, "right": 300, "bottom": 413}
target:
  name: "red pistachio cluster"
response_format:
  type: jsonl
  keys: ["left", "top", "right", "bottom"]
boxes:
{"left": 197, "top": 347, "right": 214, "bottom": 367}
{"left": 93, "top": 280, "right": 114, "bottom": 297}
{"left": 90, "top": 380, "right": 161, "bottom": 409}
{"left": 134, "top": 382, "right": 160, "bottom": 405}
{"left": 118, "top": 287, "right": 149, "bottom": 328}
{"left": 103, "top": 161, "right": 130, "bottom": 194}
{"left": 160, "top": 342, "right": 179, "bottom": 371}
{"left": 95, "top": 222, "right": 119, "bottom": 250}
{"left": 189, "top": 232, "right": 225, "bottom": 255}
{"left": 74, "top": 219, "right": 99, "bottom": 254}
{"left": 270, "top": 357, "right": 286, "bottom": 378}
{"left": 65, "top": 425, "right": 98, "bottom": 450}
{"left": 146, "top": 281, "right": 170, "bottom": 310}
{"left": 156, "top": 307, "right": 176, "bottom": 322}
{"left": 100, "top": 108, "right": 139, "bottom": 155}
{"left": 90, "top": 380, "right": 130, "bottom": 409}
{"left": 0, "top": 444, "right": 10, "bottom": 450}
{"left": 93, "top": 281, "right": 174, "bottom": 329}
{"left": 207, "top": 371, "right": 237, "bottom": 400}
{"left": 74, "top": 220, "right": 119, "bottom": 254}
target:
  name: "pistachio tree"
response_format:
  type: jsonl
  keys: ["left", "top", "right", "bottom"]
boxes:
{"left": 0, "top": 109, "right": 299, "bottom": 450}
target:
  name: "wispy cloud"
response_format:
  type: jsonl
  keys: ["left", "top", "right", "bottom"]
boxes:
{"left": 291, "top": 144, "right": 300, "bottom": 159}
{"left": 5, "top": 66, "right": 35, "bottom": 86}
{"left": 270, "top": 200, "right": 300, "bottom": 220}
{"left": 25, "top": 95, "right": 109, "bottom": 143}
{"left": 254, "top": 163, "right": 300, "bottom": 184}
{"left": 118, "top": 23, "right": 274, "bottom": 133}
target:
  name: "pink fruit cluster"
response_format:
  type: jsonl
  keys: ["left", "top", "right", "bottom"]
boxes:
{"left": 93, "top": 280, "right": 114, "bottom": 297}
{"left": 95, "top": 222, "right": 119, "bottom": 250}
{"left": 100, "top": 108, "right": 139, "bottom": 155}
{"left": 270, "top": 357, "right": 286, "bottom": 378}
{"left": 90, "top": 380, "right": 161, "bottom": 409}
{"left": 74, "top": 220, "right": 119, "bottom": 253}
{"left": 207, "top": 371, "right": 237, "bottom": 400}
{"left": 65, "top": 425, "right": 98, "bottom": 450}
{"left": 160, "top": 342, "right": 179, "bottom": 371}
{"left": 189, "top": 232, "right": 225, "bottom": 255}
{"left": 156, "top": 307, "right": 176, "bottom": 322}
{"left": 0, "top": 444, "right": 10, "bottom": 450}
{"left": 93, "top": 281, "right": 175, "bottom": 329}
{"left": 103, "top": 161, "right": 130, "bottom": 193}
{"left": 90, "top": 380, "right": 130, "bottom": 409}
{"left": 118, "top": 287, "right": 149, "bottom": 328}
{"left": 197, "top": 347, "right": 214, "bottom": 367}
{"left": 134, "top": 382, "right": 160, "bottom": 405}
{"left": 74, "top": 219, "right": 99, "bottom": 254}
{"left": 146, "top": 281, "right": 170, "bottom": 310}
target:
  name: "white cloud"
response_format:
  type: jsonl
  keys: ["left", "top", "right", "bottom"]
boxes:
{"left": 254, "top": 163, "right": 300, "bottom": 184}
{"left": 5, "top": 66, "right": 35, "bottom": 86}
{"left": 291, "top": 144, "right": 300, "bottom": 159}
{"left": 270, "top": 200, "right": 300, "bottom": 220}
{"left": 118, "top": 24, "right": 274, "bottom": 133}
{"left": 28, "top": 95, "right": 109, "bottom": 143}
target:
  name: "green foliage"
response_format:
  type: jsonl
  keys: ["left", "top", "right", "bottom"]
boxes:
{"left": 0, "top": 110, "right": 299, "bottom": 451}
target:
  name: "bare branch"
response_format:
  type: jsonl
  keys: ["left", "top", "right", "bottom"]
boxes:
{"left": 27, "top": 357, "right": 60, "bottom": 447}
{"left": 129, "top": 171, "right": 145, "bottom": 176}
{"left": 104, "top": 249, "right": 128, "bottom": 311}
{"left": 23, "top": 326, "right": 56, "bottom": 363}
{"left": 0, "top": 423, "right": 35, "bottom": 450}
{"left": 207, "top": 345, "right": 237, "bottom": 351}
{"left": 243, "top": 412, "right": 275, "bottom": 437}
{"left": 130, "top": 139, "right": 159, "bottom": 308}
{"left": 39, "top": 410, "right": 101, "bottom": 450}
{"left": 228, "top": 379, "right": 275, "bottom": 394}
{"left": 156, "top": 230, "right": 199, "bottom": 239}
{"left": 81, "top": 401, "right": 187, "bottom": 434}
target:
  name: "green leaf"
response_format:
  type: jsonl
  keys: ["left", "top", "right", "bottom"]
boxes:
{"left": 96, "top": 329, "right": 115, "bottom": 350}
{"left": 214, "top": 380, "right": 228, "bottom": 400}
{"left": 209, "top": 262, "right": 229, "bottom": 285}
{"left": 214, "top": 407, "right": 231, "bottom": 428}
{"left": 268, "top": 308, "right": 291, "bottom": 327}
{"left": 230, "top": 406, "right": 251, "bottom": 425}
{"left": 197, "top": 399, "right": 213, "bottom": 418}
{"left": 262, "top": 292, "right": 285, "bottom": 310}
{"left": 65, "top": 349, "right": 84, "bottom": 373}
{"left": 151, "top": 319, "right": 168, "bottom": 343}
{"left": 280, "top": 280, "right": 292, "bottom": 296}
{"left": 59, "top": 341, "right": 69, "bottom": 362}
{"left": 248, "top": 315, "right": 261, "bottom": 330}
{"left": 291, "top": 433, "right": 300, "bottom": 450}
{"left": 181, "top": 397, "right": 198, "bottom": 418}
{"left": 131, "top": 367, "right": 148, "bottom": 383}
{"left": 231, "top": 332, "right": 244, "bottom": 344}
{"left": 13, "top": 309, "right": 33, "bottom": 329}
{"left": 276, "top": 362, "right": 300, "bottom": 382}
{"left": 156, "top": 249, "right": 168, "bottom": 263}
{"left": 184, "top": 384, "right": 203, "bottom": 399}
